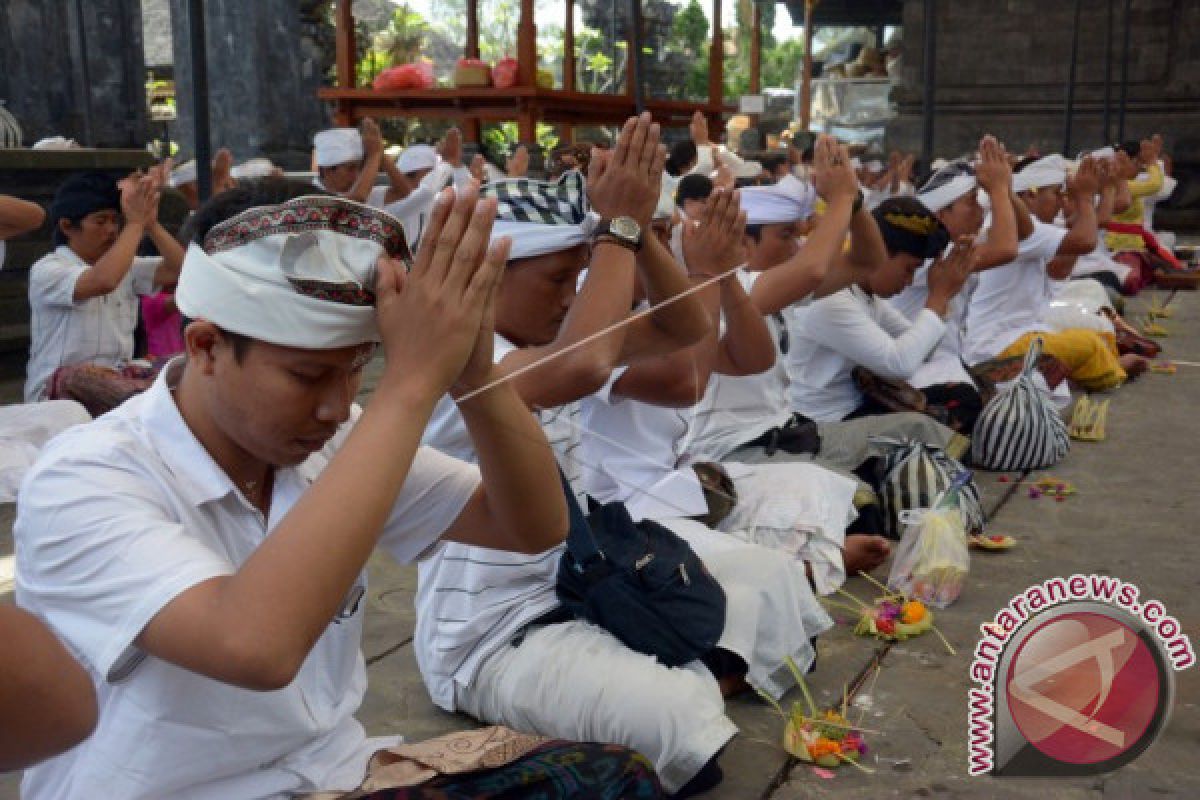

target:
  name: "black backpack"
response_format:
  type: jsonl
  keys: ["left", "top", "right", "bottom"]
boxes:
{"left": 555, "top": 475, "right": 727, "bottom": 668}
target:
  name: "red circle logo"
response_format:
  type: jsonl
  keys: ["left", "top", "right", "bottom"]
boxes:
{"left": 1005, "top": 611, "right": 1160, "bottom": 765}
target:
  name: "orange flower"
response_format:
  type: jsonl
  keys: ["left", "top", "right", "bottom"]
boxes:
{"left": 810, "top": 738, "right": 841, "bottom": 758}
{"left": 901, "top": 600, "right": 926, "bottom": 624}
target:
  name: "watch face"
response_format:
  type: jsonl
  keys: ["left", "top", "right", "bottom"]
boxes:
{"left": 611, "top": 217, "right": 641, "bottom": 240}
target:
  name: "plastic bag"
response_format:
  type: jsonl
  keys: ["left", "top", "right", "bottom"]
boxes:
{"left": 887, "top": 506, "right": 969, "bottom": 608}
{"left": 493, "top": 57, "right": 519, "bottom": 88}
{"left": 373, "top": 61, "right": 435, "bottom": 91}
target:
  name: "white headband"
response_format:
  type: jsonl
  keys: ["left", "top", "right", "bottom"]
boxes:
{"left": 314, "top": 128, "right": 364, "bottom": 168}
{"left": 917, "top": 172, "right": 977, "bottom": 213}
{"left": 739, "top": 174, "right": 816, "bottom": 224}
{"left": 177, "top": 196, "right": 410, "bottom": 349}
{"left": 397, "top": 145, "right": 439, "bottom": 174}
{"left": 1014, "top": 154, "right": 1070, "bottom": 193}
{"left": 492, "top": 215, "right": 598, "bottom": 261}
{"left": 231, "top": 158, "right": 278, "bottom": 180}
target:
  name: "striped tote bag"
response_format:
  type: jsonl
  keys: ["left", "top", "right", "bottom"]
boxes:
{"left": 871, "top": 436, "right": 985, "bottom": 538}
{"left": 971, "top": 337, "right": 1070, "bottom": 471}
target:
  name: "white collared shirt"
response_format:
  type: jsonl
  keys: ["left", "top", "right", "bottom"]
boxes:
{"left": 685, "top": 268, "right": 796, "bottom": 461}
{"left": 25, "top": 245, "right": 159, "bottom": 401}
{"left": 15, "top": 364, "right": 479, "bottom": 800}
{"left": 416, "top": 333, "right": 573, "bottom": 710}
{"left": 888, "top": 249, "right": 978, "bottom": 388}
{"left": 962, "top": 220, "right": 1068, "bottom": 364}
{"left": 577, "top": 366, "right": 709, "bottom": 521}
{"left": 787, "top": 286, "right": 946, "bottom": 421}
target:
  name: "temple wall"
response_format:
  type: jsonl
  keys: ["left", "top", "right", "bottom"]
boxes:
{"left": 0, "top": 0, "right": 149, "bottom": 148}
{"left": 886, "top": 0, "right": 1199, "bottom": 222}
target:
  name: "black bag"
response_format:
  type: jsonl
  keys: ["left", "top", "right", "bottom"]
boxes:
{"left": 555, "top": 475, "right": 727, "bottom": 668}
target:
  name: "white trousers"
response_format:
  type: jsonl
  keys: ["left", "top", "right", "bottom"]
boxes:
{"left": 456, "top": 619, "right": 736, "bottom": 793}
{"left": 457, "top": 528, "right": 832, "bottom": 793}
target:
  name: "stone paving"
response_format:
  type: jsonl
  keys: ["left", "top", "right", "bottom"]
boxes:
{"left": 2, "top": 286, "right": 1200, "bottom": 798}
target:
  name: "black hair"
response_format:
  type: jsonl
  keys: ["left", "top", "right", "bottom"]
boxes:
{"left": 49, "top": 171, "right": 121, "bottom": 246}
{"left": 675, "top": 173, "right": 714, "bottom": 208}
{"left": 1013, "top": 155, "right": 1040, "bottom": 173}
{"left": 53, "top": 215, "right": 85, "bottom": 247}
{"left": 181, "top": 176, "right": 327, "bottom": 246}
{"left": 760, "top": 153, "right": 788, "bottom": 174}
{"left": 665, "top": 140, "right": 699, "bottom": 177}
{"left": 744, "top": 223, "right": 763, "bottom": 241}
{"left": 1118, "top": 141, "right": 1140, "bottom": 159}
{"left": 872, "top": 196, "right": 949, "bottom": 259}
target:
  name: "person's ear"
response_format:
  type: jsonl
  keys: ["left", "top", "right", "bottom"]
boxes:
{"left": 57, "top": 218, "right": 75, "bottom": 239}
{"left": 184, "top": 320, "right": 224, "bottom": 375}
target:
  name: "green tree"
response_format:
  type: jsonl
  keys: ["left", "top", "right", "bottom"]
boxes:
{"left": 672, "top": 0, "right": 708, "bottom": 54}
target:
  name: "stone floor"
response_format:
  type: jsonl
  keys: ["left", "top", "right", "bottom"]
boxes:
{"left": 2, "top": 285, "right": 1200, "bottom": 798}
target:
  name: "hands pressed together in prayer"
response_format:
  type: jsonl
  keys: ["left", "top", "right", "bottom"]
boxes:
{"left": 925, "top": 236, "right": 978, "bottom": 314}
{"left": 374, "top": 181, "right": 509, "bottom": 399}
{"left": 974, "top": 135, "right": 1012, "bottom": 194}
{"left": 681, "top": 188, "right": 746, "bottom": 280}
{"left": 587, "top": 112, "right": 666, "bottom": 228}
{"left": 812, "top": 134, "right": 860, "bottom": 205}
{"left": 1069, "top": 156, "right": 1101, "bottom": 200}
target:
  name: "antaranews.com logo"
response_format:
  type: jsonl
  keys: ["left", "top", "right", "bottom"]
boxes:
{"left": 968, "top": 574, "right": 1194, "bottom": 777}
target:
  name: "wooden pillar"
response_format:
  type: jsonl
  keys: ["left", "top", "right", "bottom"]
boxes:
{"left": 750, "top": 2, "right": 762, "bottom": 95}
{"left": 334, "top": 0, "right": 356, "bottom": 125}
{"left": 518, "top": 107, "right": 537, "bottom": 145}
{"left": 335, "top": 0, "right": 355, "bottom": 89}
{"left": 564, "top": 0, "right": 575, "bottom": 92}
{"left": 705, "top": 0, "right": 724, "bottom": 123}
{"left": 466, "top": 0, "right": 480, "bottom": 59}
{"left": 800, "top": 0, "right": 814, "bottom": 129}
{"left": 463, "top": 0, "right": 481, "bottom": 143}
{"left": 517, "top": 0, "right": 537, "bottom": 88}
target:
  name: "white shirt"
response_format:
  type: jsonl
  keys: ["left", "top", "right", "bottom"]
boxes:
{"left": 963, "top": 220, "right": 1067, "bottom": 364}
{"left": 416, "top": 333, "right": 572, "bottom": 710}
{"left": 686, "top": 269, "right": 795, "bottom": 461}
{"left": 15, "top": 364, "right": 479, "bottom": 800}
{"left": 888, "top": 252, "right": 978, "bottom": 388}
{"left": 787, "top": 287, "right": 946, "bottom": 421}
{"left": 577, "top": 367, "right": 709, "bottom": 521}
{"left": 25, "top": 245, "right": 159, "bottom": 401}
{"left": 382, "top": 163, "right": 458, "bottom": 252}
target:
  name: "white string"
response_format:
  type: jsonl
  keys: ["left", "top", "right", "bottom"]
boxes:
{"left": 455, "top": 263, "right": 742, "bottom": 403}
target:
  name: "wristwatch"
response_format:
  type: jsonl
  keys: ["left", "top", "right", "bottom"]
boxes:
{"left": 593, "top": 216, "right": 643, "bottom": 252}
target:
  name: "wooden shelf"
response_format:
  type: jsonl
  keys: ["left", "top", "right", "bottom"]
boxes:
{"left": 326, "top": 0, "right": 732, "bottom": 144}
